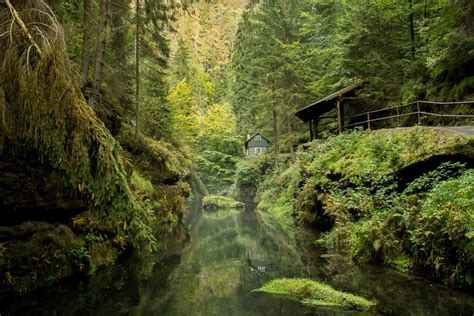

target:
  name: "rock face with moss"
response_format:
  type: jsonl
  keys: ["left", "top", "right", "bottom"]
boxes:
{"left": 254, "top": 278, "right": 375, "bottom": 310}
{"left": 249, "top": 127, "right": 474, "bottom": 288}
{"left": 0, "top": 1, "right": 192, "bottom": 294}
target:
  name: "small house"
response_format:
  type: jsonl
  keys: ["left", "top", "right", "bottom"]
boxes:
{"left": 245, "top": 132, "right": 271, "bottom": 156}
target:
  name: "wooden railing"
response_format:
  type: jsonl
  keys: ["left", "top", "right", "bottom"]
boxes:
{"left": 341, "top": 100, "right": 474, "bottom": 130}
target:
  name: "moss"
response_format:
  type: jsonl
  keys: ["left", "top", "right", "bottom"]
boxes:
{"left": 116, "top": 124, "right": 190, "bottom": 184}
{"left": 258, "top": 163, "right": 300, "bottom": 231}
{"left": 388, "top": 256, "right": 414, "bottom": 273}
{"left": 254, "top": 278, "right": 376, "bottom": 310}
{"left": 233, "top": 154, "right": 277, "bottom": 201}
{"left": 202, "top": 195, "right": 244, "bottom": 211}
{"left": 0, "top": 1, "right": 155, "bottom": 248}
{"left": 151, "top": 183, "right": 189, "bottom": 225}
{"left": 409, "top": 169, "right": 474, "bottom": 286}
{"left": 87, "top": 240, "right": 119, "bottom": 274}
{"left": 0, "top": 2, "right": 193, "bottom": 295}
{"left": 129, "top": 171, "right": 155, "bottom": 201}
{"left": 0, "top": 222, "right": 85, "bottom": 293}
{"left": 255, "top": 127, "right": 474, "bottom": 288}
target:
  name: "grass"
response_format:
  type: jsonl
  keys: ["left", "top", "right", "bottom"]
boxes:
{"left": 254, "top": 278, "right": 376, "bottom": 310}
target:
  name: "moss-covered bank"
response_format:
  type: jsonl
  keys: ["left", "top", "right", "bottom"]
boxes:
{"left": 0, "top": 126, "right": 192, "bottom": 293}
{"left": 202, "top": 196, "right": 244, "bottom": 211}
{"left": 0, "top": 1, "right": 193, "bottom": 294}
{"left": 237, "top": 127, "right": 474, "bottom": 288}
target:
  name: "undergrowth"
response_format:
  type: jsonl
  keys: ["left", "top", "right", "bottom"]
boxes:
{"left": 253, "top": 127, "right": 474, "bottom": 288}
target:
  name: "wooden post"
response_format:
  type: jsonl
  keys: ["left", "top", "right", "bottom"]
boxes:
{"left": 340, "top": 101, "right": 346, "bottom": 132}
{"left": 396, "top": 105, "right": 401, "bottom": 127}
{"left": 309, "top": 120, "right": 314, "bottom": 141}
{"left": 315, "top": 119, "right": 319, "bottom": 139}
{"left": 336, "top": 98, "right": 342, "bottom": 134}
{"left": 416, "top": 101, "right": 421, "bottom": 125}
{"left": 367, "top": 113, "right": 371, "bottom": 130}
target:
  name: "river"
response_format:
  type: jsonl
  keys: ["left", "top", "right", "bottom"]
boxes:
{"left": 1, "top": 199, "right": 473, "bottom": 315}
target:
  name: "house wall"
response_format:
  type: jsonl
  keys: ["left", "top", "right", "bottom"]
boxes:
{"left": 247, "top": 146, "right": 268, "bottom": 156}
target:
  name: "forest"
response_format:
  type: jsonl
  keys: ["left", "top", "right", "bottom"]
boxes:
{"left": 0, "top": 0, "right": 473, "bottom": 314}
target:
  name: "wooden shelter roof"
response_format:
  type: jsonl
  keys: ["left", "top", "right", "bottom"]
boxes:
{"left": 295, "top": 82, "right": 362, "bottom": 122}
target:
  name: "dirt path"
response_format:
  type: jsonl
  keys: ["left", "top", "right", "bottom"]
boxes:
{"left": 441, "top": 126, "right": 474, "bottom": 137}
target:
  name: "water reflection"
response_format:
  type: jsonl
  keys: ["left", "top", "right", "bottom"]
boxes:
{"left": 155, "top": 207, "right": 311, "bottom": 315}
{"left": 1, "top": 201, "right": 473, "bottom": 315}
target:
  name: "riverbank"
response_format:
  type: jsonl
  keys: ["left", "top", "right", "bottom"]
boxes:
{"left": 0, "top": 0, "right": 200, "bottom": 294}
{"left": 235, "top": 126, "right": 474, "bottom": 289}
{"left": 0, "top": 122, "right": 194, "bottom": 294}
{"left": 2, "top": 189, "right": 474, "bottom": 314}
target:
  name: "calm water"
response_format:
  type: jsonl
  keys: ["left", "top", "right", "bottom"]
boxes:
{"left": 1, "top": 201, "right": 473, "bottom": 315}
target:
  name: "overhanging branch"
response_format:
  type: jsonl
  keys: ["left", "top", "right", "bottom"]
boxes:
{"left": 4, "top": 0, "right": 44, "bottom": 59}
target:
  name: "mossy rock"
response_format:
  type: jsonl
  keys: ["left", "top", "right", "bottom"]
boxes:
{"left": 0, "top": 157, "right": 85, "bottom": 225}
{"left": 202, "top": 196, "right": 244, "bottom": 211}
{"left": 0, "top": 222, "right": 85, "bottom": 294}
{"left": 254, "top": 278, "right": 376, "bottom": 311}
{"left": 88, "top": 240, "right": 119, "bottom": 274}
{"left": 116, "top": 124, "right": 190, "bottom": 184}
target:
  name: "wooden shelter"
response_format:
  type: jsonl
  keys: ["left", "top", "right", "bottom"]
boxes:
{"left": 295, "top": 82, "right": 362, "bottom": 140}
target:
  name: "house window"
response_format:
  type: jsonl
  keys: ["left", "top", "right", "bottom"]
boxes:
{"left": 255, "top": 135, "right": 261, "bottom": 140}
{"left": 255, "top": 147, "right": 262, "bottom": 155}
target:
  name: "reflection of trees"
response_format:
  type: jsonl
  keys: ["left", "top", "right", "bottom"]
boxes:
{"left": 158, "top": 207, "right": 313, "bottom": 315}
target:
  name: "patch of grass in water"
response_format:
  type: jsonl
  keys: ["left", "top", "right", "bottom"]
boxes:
{"left": 202, "top": 195, "right": 244, "bottom": 211}
{"left": 253, "top": 278, "right": 376, "bottom": 310}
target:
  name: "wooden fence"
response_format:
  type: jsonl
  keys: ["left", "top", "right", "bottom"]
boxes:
{"left": 317, "top": 101, "right": 474, "bottom": 132}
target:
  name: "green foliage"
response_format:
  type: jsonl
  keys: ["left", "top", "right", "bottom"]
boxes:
{"left": 258, "top": 160, "right": 300, "bottom": 230}
{"left": 404, "top": 162, "right": 466, "bottom": 194}
{"left": 256, "top": 127, "right": 474, "bottom": 288}
{"left": 196, "top": 103, "right": 242, "bottom": 194}
{"left": 410, "top": 170, "right": 474, "bottom": 286}
{"left": 254, "top": 278, "right": 376, "bottom": 310}
{"left": 233, "top": 154, "right": 276, "bottom": 200}
{"left": 232, "top": 0, "right": 310, "bottom": 146}
{"left": 166, "top": 41, "right": 242, "bottom": 194}
{"left": 232, "top": 0, "right": 474, "bottom": 143}
{"left": 196, "top": 150, "right": 240, "bottom": 194}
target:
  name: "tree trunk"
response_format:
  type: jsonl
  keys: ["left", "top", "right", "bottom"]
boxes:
{"left": 90, "top": 0, "right": 109, "bottom": 107}
{"left": 272, "top": 104, "right": 279, "bottom": 169}
{"left": 134, "top": 0, "right": 141, "bottom": 139}
{"left": 108, "top": 0, "right": 132, "bottom": 110}
{"left": 408, "top": 0, "right": 416, "bottom": 58}
{"left": 80, "top": 0, "right": 93, "bottom": 89}
{"left": 286, "top": 114, "right": 295, "bottom": 162}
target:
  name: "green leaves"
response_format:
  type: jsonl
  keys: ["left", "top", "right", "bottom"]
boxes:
{"left": 257, "top": 127, "right": 473, "bottom": 287}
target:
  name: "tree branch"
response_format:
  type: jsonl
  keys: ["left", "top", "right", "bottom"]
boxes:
{"left": 4, "top": 0, "right": 44, "bottom": 59}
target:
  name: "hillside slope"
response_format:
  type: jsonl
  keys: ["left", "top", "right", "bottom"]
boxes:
{"left": 236, "top": 127, "right": 474, "bottom": 288}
